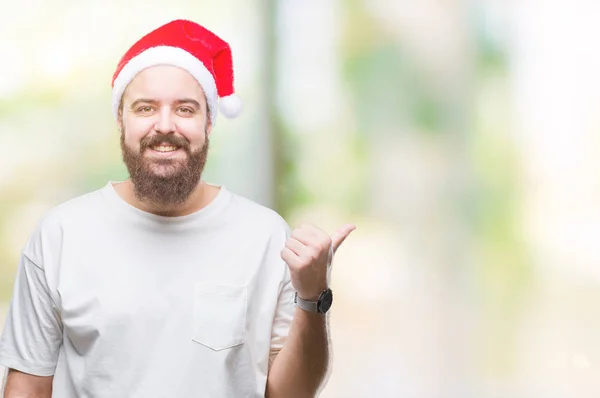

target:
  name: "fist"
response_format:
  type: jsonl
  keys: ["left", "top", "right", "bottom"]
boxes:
{"left": 280, "top": 223, "right": 355, "bottom": 300}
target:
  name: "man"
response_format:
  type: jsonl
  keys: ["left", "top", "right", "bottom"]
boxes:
{"left": 0, "top": 19, "right": 354, "bottom": 397}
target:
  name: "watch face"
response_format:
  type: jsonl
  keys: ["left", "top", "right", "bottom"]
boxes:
{"left": 318, "top": 289, "right": 333, "bottom": 313}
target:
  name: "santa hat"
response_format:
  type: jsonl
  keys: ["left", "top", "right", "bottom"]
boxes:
{"left": 111, "top": 19, "right": 242, "bottom": 126}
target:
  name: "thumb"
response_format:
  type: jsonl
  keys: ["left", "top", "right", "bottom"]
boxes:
{"left": 330, "top": 224, "right": 356, "bottom": 253}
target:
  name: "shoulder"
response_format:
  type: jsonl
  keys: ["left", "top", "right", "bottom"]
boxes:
{"left": 38, "top": 186, "right": 106, "bottom": 228}
{"left": 24, "top": 186, "right": 107, "bottom": 263}
{"left": 224, "top": 189, "right": 291, "bottom": 237}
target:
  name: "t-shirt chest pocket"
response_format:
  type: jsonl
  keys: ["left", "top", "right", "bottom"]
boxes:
{"left": 192, "top": 283, "right": 248, "bottom": 350}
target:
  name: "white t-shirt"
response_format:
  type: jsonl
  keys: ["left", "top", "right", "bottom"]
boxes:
{"left": 0, "top": 182, "right": 296, "bottom": 397}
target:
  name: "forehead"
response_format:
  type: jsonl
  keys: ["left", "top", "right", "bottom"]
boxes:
{"left": 123, "top": 65, "right": 206, "bottom": 104}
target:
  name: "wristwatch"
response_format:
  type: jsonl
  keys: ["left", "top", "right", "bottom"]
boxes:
{"left": 294, "top": 288, "right": 333, "bottom": 314}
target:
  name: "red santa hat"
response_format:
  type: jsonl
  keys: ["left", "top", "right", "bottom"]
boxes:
{"left": 111, "top": 19, "right": 242, "bottom": 126}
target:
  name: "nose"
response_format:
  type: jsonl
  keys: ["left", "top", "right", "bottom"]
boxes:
{"left": 154, "top": 106, "right": 176, "bottom": 135}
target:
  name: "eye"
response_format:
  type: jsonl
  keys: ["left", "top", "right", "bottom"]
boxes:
{"left": 136, "top": 106, "right": 154, "bottom": 113}
{"left": 177, "top": 107, "right": 195, "bottom": 115}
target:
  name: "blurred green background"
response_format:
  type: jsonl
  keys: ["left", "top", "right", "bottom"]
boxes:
{"left": 1, "top": 0, "right": 600, "bottom": 396}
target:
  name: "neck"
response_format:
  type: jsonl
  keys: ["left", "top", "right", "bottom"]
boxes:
{"left": 113, "top": 179, "right": 220, "bottom": 217}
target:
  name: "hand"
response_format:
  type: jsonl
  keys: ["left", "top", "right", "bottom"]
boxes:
{"left": 281, "top": 223, "right": 356, "bottom": 300}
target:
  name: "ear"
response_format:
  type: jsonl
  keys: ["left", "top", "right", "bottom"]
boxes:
{"left": 205, "top": 118, "right": 213, "bottom": 137}
{"left": 117, "top": 102, "right": 124, "bottom": 133}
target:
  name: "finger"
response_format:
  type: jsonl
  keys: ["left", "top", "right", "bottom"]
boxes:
{"left": 331, "top": 224, "right": 356, "bottom": 252}
{"left": 326, "top": 242, "right": 334, "bottom": 267}
{"left": 286, "top": 238, "right": 321, "bottom": 263}
{"left": 281, "top": 247, "right": 301, "bottom": 267}
{"left": 291, "top": 228, "right": 321, "bottom": 246}
{"left": 285, "top": 238, "right": 306, "bottom": 256}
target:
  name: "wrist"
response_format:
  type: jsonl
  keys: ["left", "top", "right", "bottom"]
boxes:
{"left": 296, "top": 285, "right": 329, "bottom": 302}
{"left": 294, "top": 288, "right": 333, "bottom": 314}
{"left": 297, "top": 293, "right": 322, "bottom": 301}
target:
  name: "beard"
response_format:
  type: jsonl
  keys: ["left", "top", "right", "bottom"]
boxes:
{"left": 120, "top": 129, "right": 209, "bottom": 207}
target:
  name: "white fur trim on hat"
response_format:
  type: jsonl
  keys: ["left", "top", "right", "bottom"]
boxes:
{"left": 112, "top": 46, "right": 219, "bottom": 125}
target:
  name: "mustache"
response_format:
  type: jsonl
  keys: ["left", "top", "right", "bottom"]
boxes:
{"left": 140, "top": 134, "right": 190, "bottom": 151}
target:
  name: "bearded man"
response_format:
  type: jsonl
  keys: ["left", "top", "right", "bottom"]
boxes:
{"left": 0, "top": 19, "right": 354, "bottom": 398}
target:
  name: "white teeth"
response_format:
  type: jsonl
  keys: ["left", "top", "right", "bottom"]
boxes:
{"left": 151, "top": 145, "right": 177, "bottom": 152}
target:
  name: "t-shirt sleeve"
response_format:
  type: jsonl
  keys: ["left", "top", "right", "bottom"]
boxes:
{"left": 269, "top": 220, "right": 295, "bottom": 352}
{"left": 269, "top": 266, "right": 295, "bottom": 352}
{"left": 0, "top": 252, "right": 63, "bottom": 376}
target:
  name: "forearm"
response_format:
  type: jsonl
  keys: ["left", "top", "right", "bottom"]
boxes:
{"left": 266, "top": 308, "right": 331, "bottom": 398}
{"left": 4, "top": 370, "right": 53, "bottom": 398}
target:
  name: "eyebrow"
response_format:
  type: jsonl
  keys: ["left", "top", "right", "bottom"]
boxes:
{"left": 129, "top": 98, "right": 202, "bottom": 110}
{"left": 174, "top": 98, "right": 202, "bottom": 108}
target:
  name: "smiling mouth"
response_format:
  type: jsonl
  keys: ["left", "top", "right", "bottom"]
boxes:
{"left": 149, "top": 144, "right": 180, "bottom": 153}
